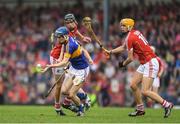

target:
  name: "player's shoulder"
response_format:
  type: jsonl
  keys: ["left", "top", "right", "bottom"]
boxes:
{"left": 130, "top": 29, "right": 141, "bottom": 36}
{"left": 68, "top": 37, "right": 78, "bottom": 48}
{"left": 126, "top": 30, "right": 138, "bottom": 41}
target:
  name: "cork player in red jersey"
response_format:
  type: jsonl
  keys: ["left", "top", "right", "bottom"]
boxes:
{"left": 104, "top": 18, "right": 173, "bottom": 118}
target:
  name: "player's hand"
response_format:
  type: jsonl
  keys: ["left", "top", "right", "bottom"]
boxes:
{"left": 157, "top": 73, "right": 162, "bottom": 78}
{"left": 103, "top": 49, "right": 111, "bottom": 59}
{"left": 118, "top": 60, "right": 125, "bottom": 69}
{"left": 41, "top": 65, "right": 51, "bottom": 73}
{"left": 88, "top": 59, "right": 94, "bottom": 65}
{"left": 83, "top": 36, "right": 91, "bottom": 43}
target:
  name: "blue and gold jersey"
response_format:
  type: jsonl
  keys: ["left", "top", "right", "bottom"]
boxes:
{"left": 64, "top": 37, "right": 89, "bottom": 69}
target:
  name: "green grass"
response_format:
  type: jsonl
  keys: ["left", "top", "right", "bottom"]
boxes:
{"left": 0, "top": 105, "right": 179, "bottom": 123}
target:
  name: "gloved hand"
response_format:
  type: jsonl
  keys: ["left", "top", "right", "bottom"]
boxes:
{"left": 118, "top": 60, "right": 125, "bottom": 68}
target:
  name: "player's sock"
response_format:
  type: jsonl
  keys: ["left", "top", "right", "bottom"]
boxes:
{"left": 85, "top": 95, "right": 90, "bottom": 103}
{"left": 136, "top": 104, "right": 144, "bottom": 111}
{"left": 54, "top": 102, "right": 66, "bottom": 116}
{"left": 54, "top": 102, "right": 61, "bottom": 111}
{"left": 63, "top": 97, "right": 71, "bottom": 105}
{"left": 78, "top": 104, "right": 84, "bottom": 112}
{"left": 77, "top": 104, "right": 84, "bottom": 116}
{"left": 77, "top": 93, "right": 87, "bottom": 100}
{"left": 84, "top": 95, "right": 91, "bottom": 111}
{"left": 161, "top": 100, "right": 171, "bottom": 108}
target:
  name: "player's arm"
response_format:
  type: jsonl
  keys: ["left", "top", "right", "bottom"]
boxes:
{"left": 110, "top": 43, "right": 126, "bottom": 54}
{"left": 120, "top": 37, "right": 134, "bottom": 67}
{"left": 41, "top": 55, "right": 70, "bottom": 73}
{"left": 157, "top": 59, "right": 164, "bottom": 78}
{"left": 48, "top": 56, "right": 69, "bottom": 68}
{"left": 82, "top": 47, "right": 93, "bottom": 65}
{"left": 76, "top": 30, "right": 91, "bottom": 43}
{"left": 120, "top": 49, "right": 133, "bottom": 67}
{"left": 104, "top": 43, "right": 126, "bottom": 58}
{"left": 46, "top": 43, "right": 71, "bottom": 69}
{"left": 58, "top": 44, "right": 64, "bottom": 62}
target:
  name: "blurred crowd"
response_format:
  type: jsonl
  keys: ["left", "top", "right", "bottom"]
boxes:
{"left": 0, "top": 0, "right": 179, "bottom": 107}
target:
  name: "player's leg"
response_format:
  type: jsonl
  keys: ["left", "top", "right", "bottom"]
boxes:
{"left": 128, "top": 71, "right": 145, "bottom": 117}
{"left": 54, "top": 74, "right": 66, "bottom": 115}
{"left": 61, "top": 72, "right": 73, "bottom": 105}
{"left": 152, "top": 77, "right": 160, "bottom": 93}
{"left": 61, "top": 72, "right": 79, "bottom": 113}
{"left": 141, "top": 76, "right": 173, "bottom": 118}
{"left": 50, "top": 56, "right": 66, "bottom": 116}
{"left": 141, "top": 77, "right": 163, "bottom": 103}
{"left": 141, "top": 58, "right": 173, "bottom": 118}
{"left": 77, "top": 88, "right": 91, "bottom": 111}
{"left": 147, "top": 77, "right": 160, "bottom": 107}
{"left": 69, "top": 80, "right": 84, "bottom": 116}
{"left": 68, "top": 66, "right": 90, "bottom": 116}
{"left": 61, "top": 73, "right": 73, "bottom": 96}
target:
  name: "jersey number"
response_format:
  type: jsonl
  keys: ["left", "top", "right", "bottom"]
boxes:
{"left": 138, "top": 34, "right": 148, "bottom": 45}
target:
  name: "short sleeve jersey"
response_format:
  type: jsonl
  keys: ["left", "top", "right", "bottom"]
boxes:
{"left": 125, "top": 30, "right": 156, "bottom": 64}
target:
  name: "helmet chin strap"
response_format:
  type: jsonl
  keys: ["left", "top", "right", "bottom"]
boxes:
{"left": 127, "top": 26, "right": 133, "bottom": 31}
{"left": 64, "top": 35, "right": 69, "bottom": 41}
{"left": 63, "top": 35, "right": 69, "bottom": 44}
{"left": 59, "top": 35, "right": 69, "bottom": 45}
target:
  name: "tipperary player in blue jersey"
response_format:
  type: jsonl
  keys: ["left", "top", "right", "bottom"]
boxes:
{"left": 43, "top": 26, "right": 90, "bottom": 116}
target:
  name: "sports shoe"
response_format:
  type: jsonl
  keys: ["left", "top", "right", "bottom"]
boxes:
{"left": 128, "top": 110, "right": 145, "bottom": 117}
{"left": 164, "top": 103, "right": 173, "bottom": 118}
{"left": 77, "top": 111, "right": 84, "bottom": 116}
{"left": 54, "top": 103, "right": 66, "bottom": 116}
{"left": 62, "top": 103, "right": 78, "bottom": 113}
{"left": 85, "top": 100, "right": 91, "bottom": 111}
{"left": 56, "top": 109, "right": 66, "bottom": 116}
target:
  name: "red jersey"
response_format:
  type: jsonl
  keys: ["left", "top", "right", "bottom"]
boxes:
{"left": 50, "top": 44, "right": 62, "bottom": 59}
{"left": 125, "top": 30, "right": 156, "bottom": 64}
{"left": 68, "top": 26, "right": 78, "bottom": 37}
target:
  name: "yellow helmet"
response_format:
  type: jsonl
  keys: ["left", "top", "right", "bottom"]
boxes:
{"left": 120, "top": 18, "right": 135, "bottom": 31}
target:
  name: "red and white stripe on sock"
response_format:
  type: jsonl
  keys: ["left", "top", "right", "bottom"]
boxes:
{"left": 63, "top": 97, "right": 71, "bottom": 105}
{"left": 54, "top": 102, "right": 61, "bottom": 111}
{"left": 136, "top": 104, "right": 144, "bottom": 111}
{"left": 161, "top": 100, "right": 171, "bottom": 108}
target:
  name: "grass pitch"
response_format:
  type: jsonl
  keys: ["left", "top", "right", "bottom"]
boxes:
{"left": 0, "top": 105, "right": 179, "bottom": 123}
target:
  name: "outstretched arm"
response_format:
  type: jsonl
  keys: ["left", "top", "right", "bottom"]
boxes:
{"left": 76, "top": 30, "right": 91, "bottom": 43}
{"left": 103, "top": 43, "right": 126, "bottom": 59}
{"left": 49, "top": 57, "right": 69, "bottom": 68}
{"left": 110, "top": 43, "right": 126, "bottom": 54}
{"left": 41, "top": 56, "right": 69, "bottom": 73}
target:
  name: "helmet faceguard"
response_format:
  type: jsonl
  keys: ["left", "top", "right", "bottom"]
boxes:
{"left": 54, "top": 26, "right": 69, "bottom": 38}
{"left": 64, "top": 13, "right": 78, "bottom": 25}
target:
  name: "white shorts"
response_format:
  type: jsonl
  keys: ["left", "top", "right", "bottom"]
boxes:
{"left": 152, "top": 77, "right": 160, "bottom": 88}
{"left": 50, "top": 56, "right": 64, "bottom": 75}
{"left": 68, "top": 65, "right": 89, "bottom": 85}
{"left": 137, "top": 58, "right": 159, "bottom": 78}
